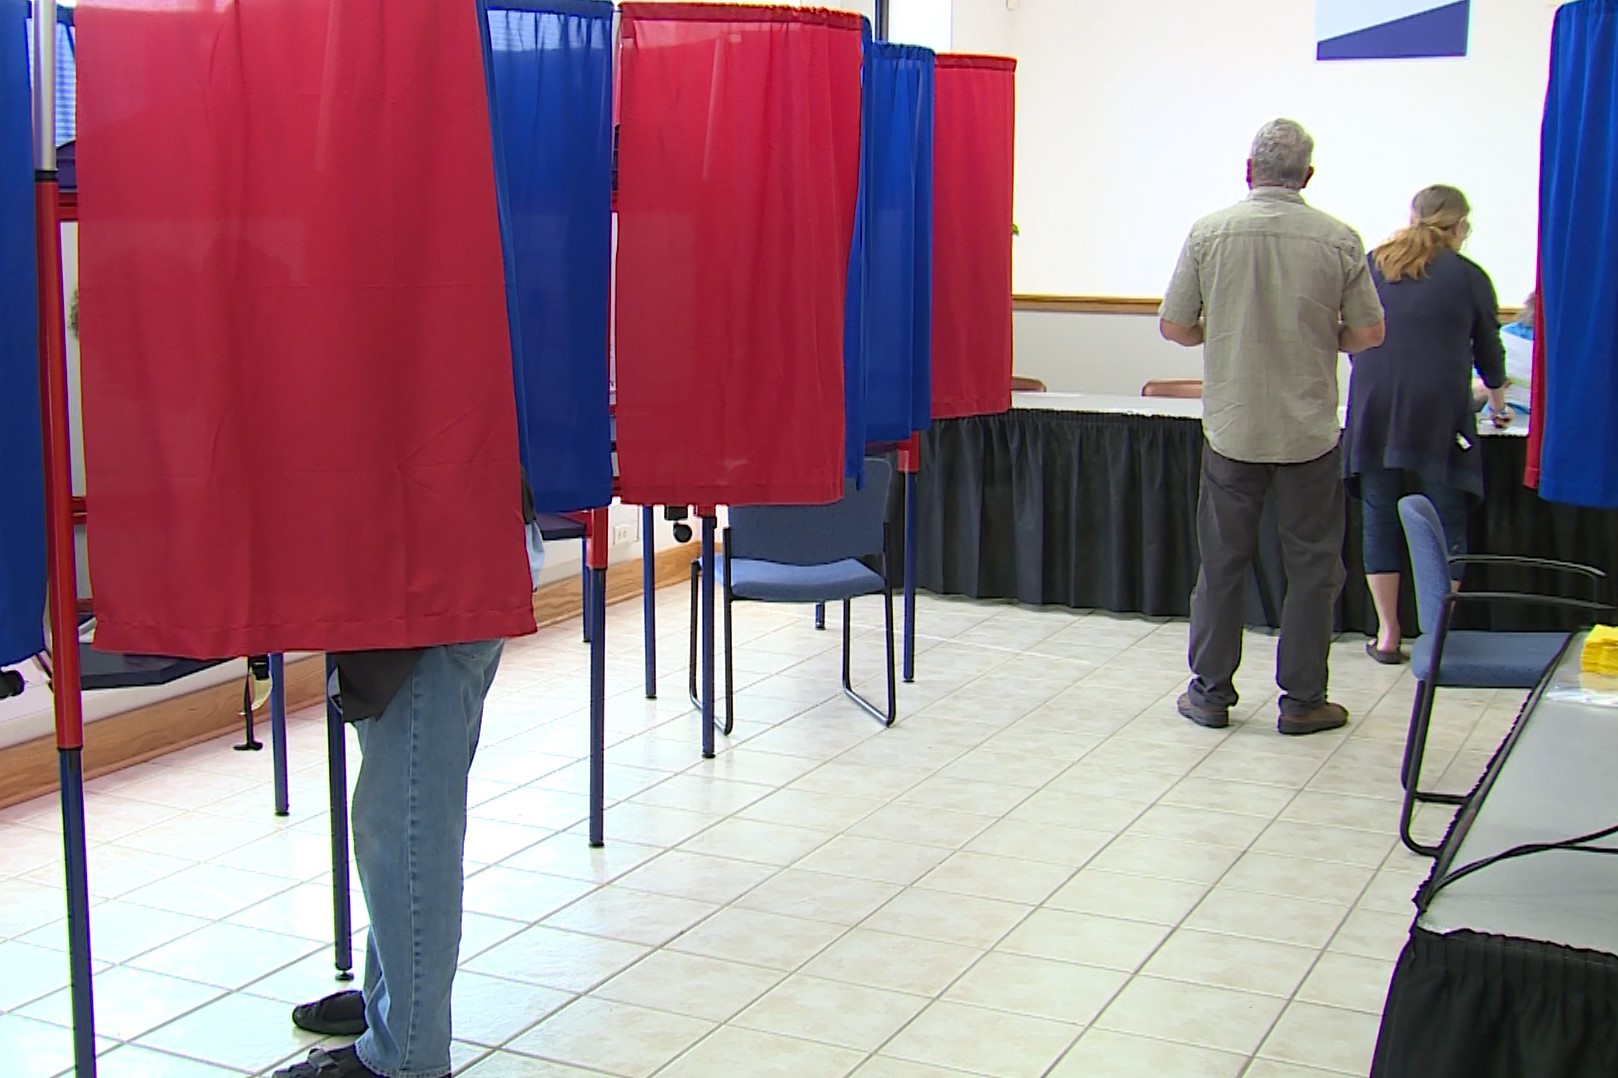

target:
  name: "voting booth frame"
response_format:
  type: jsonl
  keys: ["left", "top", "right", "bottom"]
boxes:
{"left": 24, "top": 2, "right": 962, "bottom": 1073}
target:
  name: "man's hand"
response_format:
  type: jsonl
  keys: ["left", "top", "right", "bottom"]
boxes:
{"left": 1339, "top": 320, "right": 1386, "bottom": 354}
{"left": 1159, "top": 319, "right": 1205, "bottom": 347}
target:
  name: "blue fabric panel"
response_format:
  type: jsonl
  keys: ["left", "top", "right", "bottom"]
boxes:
{"left": 1, "top": 2, "right": 45, "bottom": 666}
{"left": 1538, "top": 0, "right": 1618, "bottom": 509}
{"left": 1412, "top": 631, "right": 1567, "bottom": 688}
{"left": 845, "top": 34, "right": 935, "bottom": 476}
{"left": 480, "top": 0, "right": 615, "bottom": 512}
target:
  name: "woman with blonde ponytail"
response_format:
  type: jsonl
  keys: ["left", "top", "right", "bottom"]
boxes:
{"left": 1342, "top": 186, "right": 1509, "bottom": 663}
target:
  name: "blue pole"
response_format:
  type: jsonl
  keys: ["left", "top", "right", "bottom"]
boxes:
{"left": 269, "top": 654, "right": 289, "bottom": 816}
{"left": 904, "top": 469, "right": 918, "bottom": 683}
{"left": 641, "top": 505, "right": 657, "bottom": 699}
{"left": 324, "top": 657, "right": 354, "bottom": 980}
{"left": 700, "top": 514, "right": 717, "bottom": 760}
{"left": 58, "top": 749, "right": 96, "bottom": 1078}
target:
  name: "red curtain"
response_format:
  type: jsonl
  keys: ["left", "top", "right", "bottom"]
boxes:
{"left": 1525, "top": 285, "right": 1547, "bottom": 489}
{"left": 931, "top": 54, "right": 1015, "bottom": 421}
{"left": 613, "top": 4, "right": 862, "bottom": 507}
{"left": 76, "top": 0, "right": 535, "bottom": 658}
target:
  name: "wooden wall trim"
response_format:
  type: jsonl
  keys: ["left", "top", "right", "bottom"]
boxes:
{"left": 0, "top": 544, "right": 697, "bottom": 810}
{"left": 1014, "top": 293, "right": 1525, "bottom": 323}
{"left": 1014, "top": 294, "right": 1162, "bottom": 315}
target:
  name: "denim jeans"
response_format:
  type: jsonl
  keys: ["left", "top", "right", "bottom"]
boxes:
{"left": 350, "top": 640, "right": 505, "bottom": 1078}
{"left": 1357, "top": 466, "right": 1467, "bottom": 580}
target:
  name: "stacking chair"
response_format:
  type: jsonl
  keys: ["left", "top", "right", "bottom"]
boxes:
{"left": 1141, "top": 378, "right": 1203, "bottom": 398}
{"left": 1395, "top": 494, "right": 1610, "bottom": 855}
{"left": 690, "top": 459, "right": 898, "bottom": 734}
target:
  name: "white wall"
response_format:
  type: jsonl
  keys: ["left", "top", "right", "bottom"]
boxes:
{"left": 1012, "top": 308, "right": 1357, "bottom": 397}
{"left": 889, "top": 0, "right": 952, "bottom": 52}
{"left": 954, "top": 0, "right": 1556, "bottom": 304}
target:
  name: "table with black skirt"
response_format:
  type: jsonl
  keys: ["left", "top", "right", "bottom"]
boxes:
{"left": 1370, "top": 633, "right": 1618, "bottom": 1077}
{"left": 909, "top": 394, "right": 1618, "bottom": 634}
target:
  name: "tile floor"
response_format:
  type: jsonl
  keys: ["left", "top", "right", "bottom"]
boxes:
{"left": 0, "top": 590, "right": 1525, "bottom": 1077}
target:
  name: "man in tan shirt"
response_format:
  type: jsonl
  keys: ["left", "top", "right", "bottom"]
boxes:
{"left": 1159, "top": 118, "right": 1385, "bottom": 735}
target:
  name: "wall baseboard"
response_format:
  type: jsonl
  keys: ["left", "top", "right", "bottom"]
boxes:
{"left": 0, "top": 543, "right": 698, "bottom": 810}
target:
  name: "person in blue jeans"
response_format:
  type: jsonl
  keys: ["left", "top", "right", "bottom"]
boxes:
{"left": 275, "top": 502, "right": 543, "bottom": 1078}
{"left": 1344, "top": 185, "right": 1507, "bottom": 664}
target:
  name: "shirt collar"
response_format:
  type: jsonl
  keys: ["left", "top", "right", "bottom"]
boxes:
{"left": 1248, "top": 186, "right": 1306, "bottom": 204}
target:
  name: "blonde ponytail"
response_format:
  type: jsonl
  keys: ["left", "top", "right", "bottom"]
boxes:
{"left": 1374, "top": 185, "right": 1471, "bottom": 283}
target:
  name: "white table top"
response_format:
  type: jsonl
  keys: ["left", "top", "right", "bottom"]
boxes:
{"left": 1011, "top": 391, "right": 1529, "bottom": 438}
{"left": 1419, "top": 634, "right": 1618, "bottom": 954}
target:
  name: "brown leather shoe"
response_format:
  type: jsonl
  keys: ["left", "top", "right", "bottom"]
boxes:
{"left": 1177, "top": 692, "right": 1230, "bottom": 730}
{"left": 1278, "top": 702, "right": 1348, "bottom": 736}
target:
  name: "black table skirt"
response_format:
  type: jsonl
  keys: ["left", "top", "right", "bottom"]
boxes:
{"left": 911, "top": 409, "right": 1618, "bottom": 635}
{"left": 1372, "top": 927, "right": 1618, "bottom": 1078}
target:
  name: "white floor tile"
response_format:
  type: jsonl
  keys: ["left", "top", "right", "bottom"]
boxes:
{"left": 1, "top": 599, "right": 1460, "bottom": 1078}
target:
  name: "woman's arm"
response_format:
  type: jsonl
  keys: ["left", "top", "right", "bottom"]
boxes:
{"left": 1468, "top": 262, "right": 1507, "bottom": 391}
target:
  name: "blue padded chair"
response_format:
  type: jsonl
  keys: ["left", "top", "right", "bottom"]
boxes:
{"left": 689, "top": 459, "right": 897, "bottom": 734}
{"left": 1395, "top": 494, "right": 1609, "bottom": 855}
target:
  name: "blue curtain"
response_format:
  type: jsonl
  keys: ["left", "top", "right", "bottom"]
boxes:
{"left": 844, "top": 34, "right": 935, "bottom": 482}
{"left": 1539, "top": 0, "right": 1618, "bottom": 509}
{"left": 22, "top": 3, "right": 72, "bottom": 147}
{"left": 1, "top": 2, "right": 44, "bottom": 666}
{"left": 479, "top": 0, "right": 614, "bottom": 512}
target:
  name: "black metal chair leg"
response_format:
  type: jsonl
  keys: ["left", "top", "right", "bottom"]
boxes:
{"left": 841, "top": 596, "right": 895, "bottom": 727}
{"left": 719, "top": 584, "right": 736, "bottom": 736}
{"left": 1399, "top": 678, "right": 1444, "bottom": 857}
{"left": 687, "top": 561, "right": 701, "bottom": 711}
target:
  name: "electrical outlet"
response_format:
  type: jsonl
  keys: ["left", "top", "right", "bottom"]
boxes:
{"left": 613, "top": 521, "right": 637, "bottom": 547}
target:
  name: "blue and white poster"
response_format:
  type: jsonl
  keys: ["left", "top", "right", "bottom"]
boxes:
{"left": 1317, "top": 0, "right": 1471, "bottom": 61}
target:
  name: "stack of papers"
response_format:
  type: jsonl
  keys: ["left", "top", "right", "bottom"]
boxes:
{"left": 1583, "top": 626, "right": 1618, "bottom": 677}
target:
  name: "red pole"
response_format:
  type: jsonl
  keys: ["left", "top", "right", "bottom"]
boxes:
{"left": 36, "top": 177, "right": 82, "bottom": 749}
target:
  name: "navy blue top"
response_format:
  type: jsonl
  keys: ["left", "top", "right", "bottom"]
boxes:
{"left": 1343, "top": 249, "right": 1505, "bottom": 499}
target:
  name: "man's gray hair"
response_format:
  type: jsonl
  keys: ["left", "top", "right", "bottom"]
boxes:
{"left": 1249, "top": 119, "right": 1314, "bottom": 189}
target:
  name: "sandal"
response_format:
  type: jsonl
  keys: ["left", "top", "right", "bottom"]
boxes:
{"left": 291, "top": 989, "right": 367, "bottom": 1036}
{"left": 1365, "top": 640, "right": 1406, "bottom": 666}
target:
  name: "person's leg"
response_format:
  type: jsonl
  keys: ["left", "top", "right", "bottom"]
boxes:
{"left": 1357, "top": 466, "right": 1406, "bottom": 654}
{"left": 1186, "top": 443, "right": 1270, "bottom": 721}
{"left": 1272, "top": 446, "right": 1348, "bottom": 728}
{"left": 349, "top": 640, "right": 504, "bottom": 1078}
{"left": 1423, "top": 482, "right": 1471, "bottom": 586}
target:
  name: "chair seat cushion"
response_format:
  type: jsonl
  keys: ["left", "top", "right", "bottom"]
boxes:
{"left": 710, "top": 556, "right": 885, "bottom": 603}
{"left": 532, "top": 512, "right": 586, "bottom": 542}
{"left": 1412, "top": 631, "right": 1569, "bottom": 688}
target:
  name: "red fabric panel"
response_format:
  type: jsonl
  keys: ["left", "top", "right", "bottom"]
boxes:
{"left": 75, "top": 0, "right": 535, "bottom": 658}
{"left": 613, "top": 4, "right": 862, "bottom": 507}
{"left": 1525, "top": 284, "right": 1547, "bottom": 489}
{"left": 931, "top": 54, "right": 1015, "bottom": 421}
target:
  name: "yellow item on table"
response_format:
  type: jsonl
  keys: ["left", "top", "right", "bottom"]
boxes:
{"left": 1583, "top": 626, "right": 1618, "bottom": 677}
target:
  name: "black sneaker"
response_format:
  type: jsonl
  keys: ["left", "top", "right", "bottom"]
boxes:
{"left": 273, "top": 1047, "right": 382, "bottom": 1078}
{"left": 292, "top": 990, "right": 366, "bottom": 1036}
{"left": 1177, "top": 692, "right": 1230, "bottom": 729}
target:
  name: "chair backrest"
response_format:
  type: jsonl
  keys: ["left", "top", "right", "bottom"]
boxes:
{"left": 728, "top": 458, "right": 892, "bottom": 566}
{"left": 1399, "top": 494, "right": 1451, "bottom": 635}
{"left": 1142, "top": 378, "right": 1203, "bottom": 399}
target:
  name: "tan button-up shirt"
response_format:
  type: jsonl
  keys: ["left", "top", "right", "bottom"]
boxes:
{"left": 1161, "top": 188, "right": 1384, "bottom": 464}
